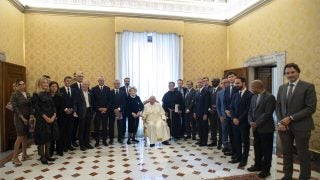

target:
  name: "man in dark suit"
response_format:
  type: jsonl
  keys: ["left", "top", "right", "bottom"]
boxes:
{"left": 193, "top": 78, "right": 210, "bottom": 146}
{"left": 70, "top": 71, "right": 84, "bottom": 147}
{"left": 208, "top": 78, "right": 222, "bottom": 148}
{"left": 73, "top": 79, "right": 94, "bottom": 151}
{"left": 202, "top": 77, "right": 211, "bottom": 90}
{"left": 91, "top": 76, "right": 111, "bottom": 147}
{"left": 184, "top": 80, "right": 196, "bottom": 139}
{"left": 175, "top": 79, "right": 187, "bottom": 138}
{"left": 276, "top": 63, "right": 317, "bottom": 180}
{"left": 230, "top": 77, "right": 253, "bottom": 168}
{"left": 247, "top": 80, "right": 276, "bottom": 178}
{"left": 58, "top": 76, "right": 77, "bottom": 154}
{"left": 224, "top": 72, "right": 238, "bottom": 156}
{"left": 109, "top": 79, "right": 126, "bottom": 144}
{"left": 119, "top": 77, "right": 130, "bottom": 139}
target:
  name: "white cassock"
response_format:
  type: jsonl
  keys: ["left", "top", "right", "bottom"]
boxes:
{"left": 142, "top": 102, "right": 170, "bottom": 144}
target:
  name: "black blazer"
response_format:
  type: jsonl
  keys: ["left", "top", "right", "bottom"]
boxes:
{"left": 71, "top": 82, "right": 81, "bottom": 92}
{"left": 248, "top": 91, "right": 276, "bottom": 133}
{"left": 231, "top": 90, "right": 253, "bottom": 126}
{"left": 185, "top": 88, "right": 196, "bottom": 112}
{"left": 175, "top": 87, "right": 188, "bottom": 99}
{"left": 224, "top": 85, "right": 238, "bottom": 111}
{"left": 119, "top": 86, "right": 130, "bottom": 97}
{"left": 209, "top": 86, "right": 222, "bottom": 109}
{"left": 74, "top": 90, "right": 93, "bottom": 119}
{"left": 110, "top": 89, "right": 126, "bottom": 114}
{"left": 59, "top": 86, "right": 77, "bottom": 113}
{"left": 193, "top": 88, "right": 210, "bottom": 117}
{"left": 126, "top": 95, "right": 144, "bottom": 115}
{"left": 91, "top": 85, "right": 111, "bottom": 112}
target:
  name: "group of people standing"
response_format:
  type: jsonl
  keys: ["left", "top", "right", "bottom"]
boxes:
{"left": 9, "top": 63, "right": 317, "bottom": 180}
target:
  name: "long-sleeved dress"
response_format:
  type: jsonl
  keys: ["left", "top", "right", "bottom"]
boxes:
{"left": 126, "top": 95, "right": 144, "bottom": 133}
{"left": 32, "top": 91, "right": 58, "bottom": 145}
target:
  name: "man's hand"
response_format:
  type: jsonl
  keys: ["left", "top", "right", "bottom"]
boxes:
{"left": 280, "top": 116, "right": 291, "bottom": 126}
{"left": 203, "top": 114, "right": 208, "bottom": 121}
{"left": 225, "top": 110, "right": 231, "bottom": 117}
{"left": 250, "top": 122, "right": 256, "bottom": 128}
{"left": 233, "top": 118, "right": 239, "bottom": 126}
{"left": 277, "top": 123, "right": 288, "bottom": 131}
{"left": 165, "top": 112, "right": 168, "bottom": 117}
{"left": 193, "top": 113, "right": 196, "bottom": 119}
{"left": 73, "top": 112, "right": 78, "bottom": 118}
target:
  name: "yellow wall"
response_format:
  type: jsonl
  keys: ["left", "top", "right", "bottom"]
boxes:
{"left": 184, "top": 22, "right": 227, "bottom": 82}
{"left": 0, "top": 0, "right": 24, "bottom": 65}
{"left": 24, "top": 13, "right": 115, "bottom": 89}
{"left": 228, "top": 0, "right": 320, "bottom": 150}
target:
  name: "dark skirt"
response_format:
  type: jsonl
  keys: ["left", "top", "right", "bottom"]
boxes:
{"left": 14, "top": 114, "right": 29, "bottom": 136}
{"left": 34, "top": 116, "right": 59, "bottom": 145}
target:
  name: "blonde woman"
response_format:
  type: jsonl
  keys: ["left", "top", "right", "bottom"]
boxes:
{"left": 32, "top": 77, "right": 57, "bottom": 164}
{"left": 10, "top": 80, "right": 33, "bottom": 165}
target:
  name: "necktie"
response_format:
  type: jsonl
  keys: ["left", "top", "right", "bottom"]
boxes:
{"left": 126, "top": 87, "right": 129, "bottom": 95}
{"left": 67, "top": 88, "right": 71, "bottom": 96}
{"left": 100, "top": 86, "right": 103, "bottom": 91}
{"left": 286, "top": 84, "right": 294, "bottom": 105}
{"left": 79, "top": 83, "right": 82, "bottom": 90}
{"left": 230, "top": 85, "right": 233, "bottom": 97}
{"left": 115, "top": 89, "right": 118, "bottom": 95}
{"left": 256, "top": 94, "right": 261, "bottom": 106}
{"left": 213, "top": 88, "right": 216, "bottom": 94}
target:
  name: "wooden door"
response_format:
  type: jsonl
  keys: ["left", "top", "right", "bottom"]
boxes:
{"left": 254, "top": 66, "right": 273, "bottom": 93}
{"left": 0, "top": 62, "right": 26, "bottom": 152}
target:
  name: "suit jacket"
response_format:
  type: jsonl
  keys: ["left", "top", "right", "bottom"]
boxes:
{"left": 193, "top": 88, "right": 210, "bottom": 117}
{"left": 71, "top": 82, "right": 81, "bottom": 92}
{"left": 110, "top": 89, "right": 126, "bottom": 115}
{"left": 59, "top": 86, "right": 77, "bottom": 115}
{"left": 216, "top": 90, "right": 226, "bottom": 119}
{"left": 119, "top": 86, "right": 130, "bottom": 97}
{"left": 185, "top": 88, "right": 196, "bottom": 112}
{"left": 276, "top": 80, "right": 317, "bottom": 131}
{"left": 248, "top": 91, "right": 276, "bottom": 133}
{"left": 91, "top": 85, "right": 111, "bottom": 112}
{"left": 209, "top": 86, "right": 222, "bottom": 111}
{"left": 231, "top": 89, "right": 253, "bottom": 126}
{"left": 10, "top": 91, "right": 33, "bottom": 117}
{"left": 74, "top": 90, "right": 93, "bottom": 119}
{"left": 224, "top": 85, "right": 238, "bottom": 111}
{"left": 175, "top": 87, "right": 188, "bottom": 99}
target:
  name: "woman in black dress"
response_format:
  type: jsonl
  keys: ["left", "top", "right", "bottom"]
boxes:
{"left": 126, "top": 87, "right": 144, "bottom": 144}
{"left": 10, "top": 80, "right": 33, "bottom": 165}
{"left": 32, "top": 77, "right": 57, "bottom": 164}
{"left": 49, "top": 81, "right": 63, "bottom": 156}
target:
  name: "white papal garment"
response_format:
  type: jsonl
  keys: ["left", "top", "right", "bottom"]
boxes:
{"left": 142, "top": 102, "right": 170, "bottom": 144}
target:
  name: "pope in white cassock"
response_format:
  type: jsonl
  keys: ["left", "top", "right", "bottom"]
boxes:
{"left": 142, "top": 96, "right": 171, "bottom": 147}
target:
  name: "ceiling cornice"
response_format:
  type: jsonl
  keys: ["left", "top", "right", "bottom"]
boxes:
{"left": 9, "top": 0, "right": 272, "bottom": 26}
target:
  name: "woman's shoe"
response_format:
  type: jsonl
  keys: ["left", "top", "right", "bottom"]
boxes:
{"left": 12, "top": 158, "right": 22, "bottom": 165}
{"left": 22, "top": 155, "right": 32, "bottom": 161}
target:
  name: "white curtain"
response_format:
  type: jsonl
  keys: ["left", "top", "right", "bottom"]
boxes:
{"left": 117, "top": 31, "right": 182, "bottom": 102}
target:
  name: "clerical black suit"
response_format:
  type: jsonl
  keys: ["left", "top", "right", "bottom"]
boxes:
{"left": 58, "top": 86, "right": 77, "bottom": 152}
{"left": 91, "top": 85, "right": 111, "bottom": 144}
{"left": 208, "top": 86, "right": 222, "bottom": 145}
{"left": 231, "top": 89, "right": 253, "bottom": 163}
{"left": 193, "top": 88, "right": 210, "bottom": 145}
{"left": 109, "top": 88, "right": 126, "bottom": 142}
{"left": 162, "top": 90, "right": 183, "bottom": 139}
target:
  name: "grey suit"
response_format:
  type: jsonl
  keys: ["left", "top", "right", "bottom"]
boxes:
{"left": 276, "top": 80, "right": 317, "bottom": 179}
{"left": 184, "top": 88, "right": 196, "bottom": 138}
{"left": 248, "top": 91, "right": 276, "bottom": 173}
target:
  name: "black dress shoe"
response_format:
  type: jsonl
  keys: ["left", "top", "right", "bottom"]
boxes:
{"left": 195, "top": 142, "right": 200, "bottom": 145}
{"left": 118, "top": 139, "right": 123, "bottom": 144}
{"left": 109, "top": 140, "right": 114, "bottom": 145}
{"left": 208, "top": 142, "right": 217, "bottom": 147}
{"left": 192, "top": 136, "right": 196, "bottom": 140}
{"left": 222, "top": 147, "right": 228, "bottom": 152}
{"left": 57, "top": 152, "right": 63, "bottom": 156}
{"left": 63, "top": 148, "right": 68, "bottom": 152}
{"left": 258, "top": 171, "right": 271, "bottom": 178}
{"left": 85, "top": 144, "right": 94, "bottom": 149}
{"left": 68, "top": 146, "right": 75, "bottom": 151}
{"left": 46, "top": 157, "right": 55, "bottom": 161}
{"left": 247, "top": 165, "right": 261, "bottom": 172}
{"left": 132, "top": 139, "right": 139, "bottom": 143}
{"left": 217, "top": 144, "right": 222, "bottom": 150}
{"left": 95, "top": 142, "right": 99, "bottom": 147}
{"left": 80, "top": 146, "right": 87, "bottom": 151}
{"left": 150, "top": 144, "right": 155, "bottom": 147}
{"left": 228, "top": 159, "right": 240, "bottom": 164}
{"left": 40, "top": 157, "right": 48, "bottom": 164}
{"left": 103, "top": 141, "right": 109, "bottom": 146}
{"left": 224, "top": 152, "right": 233, "bottom": 156}
{"left": 127, "top": 140, "right": 131, "bottom": 145}
{"left": 238, "top": 161, "right": 247, "bottom": 168}
{"left": 281, "top": 177, "right": 292, "bottom": 180}
{"left": 72, "top": 142, "right": 79, "bottom": 147}
{"left": 162, "top": 141, "right": 170, "bottom": 145}
{"left": 199, "top": 143, "right": 207, "bottom": 147}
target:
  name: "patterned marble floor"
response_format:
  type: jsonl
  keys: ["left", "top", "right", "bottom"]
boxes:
{"left": 1, "top": 138, "right": 319, "bottom": 180}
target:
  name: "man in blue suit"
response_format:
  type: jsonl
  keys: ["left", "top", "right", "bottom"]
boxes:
{"left": 223, "top": 72, "right": 238, "bottom": 156}
{"left": 193, "top": 78, "right": 210, "bottom": 146}
{"left": 230, "top": 77, "right": 253, "bottom": 168}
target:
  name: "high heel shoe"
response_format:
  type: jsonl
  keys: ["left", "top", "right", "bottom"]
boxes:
{"left": 22, "top": 155, "right": 32, "bottom": 161}
{"left": 12, "top": 158, "right": 22, "bottom": 166}
{"left": 40, "top": 157, "right": 48, "bottom": 164}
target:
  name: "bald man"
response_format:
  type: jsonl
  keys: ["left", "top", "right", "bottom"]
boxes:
{"left": 247, "top": 80, "right": 276, "bottom": 178}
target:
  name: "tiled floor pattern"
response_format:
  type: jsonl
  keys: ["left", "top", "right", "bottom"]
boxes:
{"left": 1, "top": 138, "right": 319, "bottom": 180}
